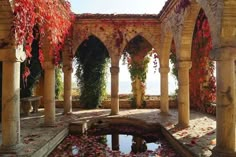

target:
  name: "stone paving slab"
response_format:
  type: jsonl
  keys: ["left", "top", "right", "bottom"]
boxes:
{"left": 0, "top": 108, "right": 216, "bottom": 156}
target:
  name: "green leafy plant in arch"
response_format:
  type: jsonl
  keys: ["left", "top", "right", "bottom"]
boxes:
{"left": 75, "top": 36, "right": 109, "bottom": 109}
{"left": 128, "top": 55, "right": 150, "bottom": 108}
{"left": 55, "top": 68, "right": 63, "bottom": 100}
{"left": 123, "top": 35, "right": 155, "bottom": 108}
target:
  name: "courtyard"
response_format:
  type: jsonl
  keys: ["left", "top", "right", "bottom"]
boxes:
{"left": 0, "top": 0, "right": 236, "bottom": 156}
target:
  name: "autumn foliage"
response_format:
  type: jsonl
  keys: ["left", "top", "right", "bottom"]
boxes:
{"left": 190, "top": 9, "right": 216, "bottom": 113}
{"left": 170, "top": 9, "right": 216, "bottom": 114}
{"left": 13, "top": 0, "right": 74, "bottom": 66}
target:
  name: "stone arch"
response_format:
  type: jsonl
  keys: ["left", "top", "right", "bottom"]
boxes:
{"left": 123, "top": 34, "right": 154, "bottom": 55}
{"left": 196, "top": 0, "right": 223, "bottom": 48}
{"left": 160, "top": 30, "right": 173, "bottom": 67}
{"left": 124, "top": 32, "right": 160, "bottom": 54}
{"left": 178, "top": 1, "right": 201, "bottom": 60}
{"left": 73, "top": 33, "right": 110, "bottom": 57}
{"left": 177, "top": 0, "right": 220, "bottom": 59}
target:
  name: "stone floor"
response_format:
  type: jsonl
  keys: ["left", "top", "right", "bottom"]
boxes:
{"left": 0, "top": 108, "right": 216, "bottom": 157}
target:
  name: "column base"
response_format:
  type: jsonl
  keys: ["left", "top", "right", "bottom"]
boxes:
{"left": 63, "top": 111, "right": 73, "bottom": 115}
{"left": 212, "top": 147, "right": 236, "bottom": 157}
{"left": 43, "top": 122, "right": 56, "bottom": 127}
{"left": 175, "top": 123, "right": 189, "bottom": 129}
{"left": 0, "top": 143, "right": 22, "bottom": 154}
{"left": 160, "top": 111, "right": 171, "bottom": 116}
{"left": 110, "top": 111, "right": 119, "bottom": 116}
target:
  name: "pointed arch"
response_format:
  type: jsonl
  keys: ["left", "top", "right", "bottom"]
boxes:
{"left": 123, "top": 35, "right": 153, "bottom": 56}
{"left": 178, "top": 0, "right": 220, "bottom": 60}
{"left": 74, "top": 35, "right": 110, "bottom": 109}
{"left": 196, "top": 0, "right": 223, "bottom": 48}
{"left": 160, "top": 31, "right": 173, "bottom": 67}
{"left": 178, "top": 1, "right": 201, "bottom": 60}
{"left": 76, "top": 35, "right": 110, "bottom": 58}
{"left": 72, "top": 33, "right": 110, "bottom": 57}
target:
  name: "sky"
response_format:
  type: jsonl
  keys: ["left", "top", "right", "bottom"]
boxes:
{"left": 68, "top": 0, "right": 177, "bottom": 95}
{"left": 68, "top": 0, "right": 168, "bottom": 14}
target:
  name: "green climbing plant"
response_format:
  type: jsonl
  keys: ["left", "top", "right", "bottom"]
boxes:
{"left": 55, "top": 68, "right": 63, "bottom": 100}
{"left": 123, "top": 35, "right": 155, "bottom": 108}
{"left": 128, "top": 55, "right": 150, "bottom": 108}
{"left": 75, "top": 36, "right": 109, "bottom": 109}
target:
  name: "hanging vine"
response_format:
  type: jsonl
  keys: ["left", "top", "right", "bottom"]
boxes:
{"left": 75, "top": 36, "right": 109, "bottom": 109}
{"left": 13, "top": 0, "right": 73, "bottom": 97}
{"left": 13, "top": 0, "right": 74, "bottom": 66}
{"left": 123, "top": 35, "right": 157, "bottom": 108}
{"left": 128, "top": 55, "right": 150, "bottom": 108}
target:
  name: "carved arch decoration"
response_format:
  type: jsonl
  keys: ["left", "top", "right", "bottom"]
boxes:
{"left": 72, "top": 28, "right": 110, "bottom": 57}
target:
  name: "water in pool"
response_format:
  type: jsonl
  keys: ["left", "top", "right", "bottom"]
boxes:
{"left": 106, "top": 134, "right": 160, "bottom": 154}
{"left": 50, "top": 133, "right": 180, "bottom": 157}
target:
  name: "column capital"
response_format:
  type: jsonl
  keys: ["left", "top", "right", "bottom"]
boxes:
{"left": 0, "top": 47, "right": 26, "bottom": 62}
{"left": 62, "top": 64, "right": 73, "bottom": 73}
{"left": 110, "top": 66, "right": 120, "bottom": 74}
{"left": 159, "top": 67, "right": 170, "bottom": 73}
{"left": 43, "top": 61, "right": 55, "bottom": 69}
{"left": 210, "top": 46, "right": 236, "bottom": 61}
{"left": 177, "top": 60, "right": 192, "bottom": 69}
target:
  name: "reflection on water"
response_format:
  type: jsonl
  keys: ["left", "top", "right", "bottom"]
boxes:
{"left": 106, "top": 134, "right": 160, "bottom": 154}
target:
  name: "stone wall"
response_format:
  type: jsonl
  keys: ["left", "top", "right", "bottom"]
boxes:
{"left": 55, "top": 99, "right": 178, "bottom": 109}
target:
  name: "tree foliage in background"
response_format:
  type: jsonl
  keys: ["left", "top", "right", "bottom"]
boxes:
{"left": 75, "top": 36, "right": 109, "bottom": 109}
{"left": 55, "top": 68, "right": 63, "bottom": 99}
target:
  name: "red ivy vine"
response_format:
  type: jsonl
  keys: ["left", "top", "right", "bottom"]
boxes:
{"left": 170, "top": 10, "right": 216, "bottom": 115}
{"left": 190, "top": 9, "right": 216, "bottom": 114}
{"left": 13, "top": 0, "right": 74, "bottom": 66}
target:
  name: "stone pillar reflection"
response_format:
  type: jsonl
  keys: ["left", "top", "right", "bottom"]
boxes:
{"left": 159, "top": 67, "right": 170, "bottom": 113}
{"left": 211, "top": 48, "right": 236, "bottom": 157}
{"left": 112, "top": 134, "right": 119, "bottom": 151}
{"left": 43, "top": 61, "right": 56, "bottom": 126}
{"left": 1, "top": 61, "right": 21, "bottom": 151}
{"left": 63, "top": 65, "right": 72, "bottom": 114}
{"left": 177, "top": 61, "right": 192, "bottom": 127}
{"left": 110, "top": 66, "right": 119, "bottom": 115}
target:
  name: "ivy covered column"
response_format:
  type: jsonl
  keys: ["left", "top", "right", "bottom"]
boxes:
{"left": 43, "top": 61, "right": 56, "bottom": 126}
{"left": 159, "top": 67, "right": 170, "bottom": 113}
{"left": 177, "top": 60, "right": 192, "bottom": 127}
{"left": 211, "top": 48, "right": 236, "bottom": 157}
{"left": 63, "top": 64, "right": 72, "bottom": 114}
{"left": 1, "top": 61, "right": 21, "bottom": 151}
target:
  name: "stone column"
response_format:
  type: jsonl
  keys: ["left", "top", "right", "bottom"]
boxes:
{"left": 110, "top": 66, "right": 119, "bottom": 115}
{"left": 211, "top": 48, "right": 236, "bottom": 157}
{"left": 177, "top": 61, "right": 192, "bottom": 127}
{"left": 159, "top": 67, "right": 170, "bottom": 113}
{"left": 43, "top": 61, "right": 56, "bottom": 126}
{"left": 112, "top": 134, "right": 119, "bottom": 151}
{"left": 1, "top": 61, "right": 21, "bottom": 151}
{"left": 63, "top": 65, "right": 72, "bottom": 114}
